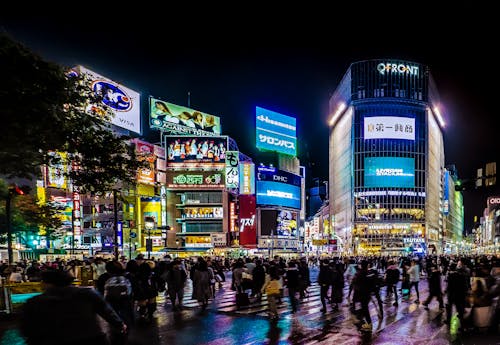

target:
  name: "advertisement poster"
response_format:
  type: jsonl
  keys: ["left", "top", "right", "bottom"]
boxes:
{"left": 239, "top": 195, "right": 256, "bottom": 247}
{"left": 150, "top": 97, "right": 221, "bottom": 135}
{"left": 76, "top": 66, "right": 141, "bottom": 134}
{"left": 256, "top": 106, "right": 297, "bottom": 156}
{"left": 239, "top": 163, "right": 255, "bottom": 195}
{"left": 134, "top": 139, "right": 156, "bottom": 185}
{"left": 47, "top": 151, "right": 68, "bottom": 189}
{"left": 166, "top": 170, "right": 225, "bottom": 188}
{"left": 364, "top": 157, "right": 415, "bottom": 188}
{"left": 166, "top": 136, "right": 227, "bottom": 166}
{"left": 364, "top": 116, "right": 415, "bottom": 140}
{"left": 225, "top": 151, "right": 239, "bottom": 188}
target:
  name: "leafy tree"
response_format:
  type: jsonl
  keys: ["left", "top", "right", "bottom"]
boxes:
{"left": 0, "top": 179, "right": 62, "bottom": 247}
{"left": 0, "top": 32, "right": 145, "bottom": 193}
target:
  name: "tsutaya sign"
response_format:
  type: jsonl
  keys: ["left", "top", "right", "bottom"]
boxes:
{"left": 377, "top": 62, "right": 419, "bottom": 76}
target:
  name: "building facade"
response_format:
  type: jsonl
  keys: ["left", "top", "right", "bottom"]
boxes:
{"left": 328, "top": 59, "right": 448, "bottom": 255}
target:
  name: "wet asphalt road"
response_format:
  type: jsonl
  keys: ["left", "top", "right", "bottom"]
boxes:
{"left": 1, "top": 267, "right": 499, "bottom": 345}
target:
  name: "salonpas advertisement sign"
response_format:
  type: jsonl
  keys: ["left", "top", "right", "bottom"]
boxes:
{"left": 256, "top": 106, "right": 297, "bottom": 156}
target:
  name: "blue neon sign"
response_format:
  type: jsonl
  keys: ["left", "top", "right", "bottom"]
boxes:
{"left": 256, "top": 106, "right": 297, "bottom": 156}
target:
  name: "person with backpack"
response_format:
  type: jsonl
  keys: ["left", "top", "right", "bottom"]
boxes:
{"left": 102, "top": 261, "right": 134, "bottom": 344}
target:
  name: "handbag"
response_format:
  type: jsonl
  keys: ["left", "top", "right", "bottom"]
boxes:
{"left": 265, "top": 280, "right": 281, "bottom": 295}
{"left": 242, "top": 272, "right": 253, "bottom": 280}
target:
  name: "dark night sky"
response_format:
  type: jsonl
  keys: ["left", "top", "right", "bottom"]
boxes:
{"left": 2, "top": 10, "right": 498, "bottom": 232}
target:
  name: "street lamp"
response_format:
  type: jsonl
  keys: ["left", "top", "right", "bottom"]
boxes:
{"left": 144, "top": 217, "right": 155, "bottom": 260}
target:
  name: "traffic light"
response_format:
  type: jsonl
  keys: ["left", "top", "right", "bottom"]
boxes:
{"left": 8, "top": 184, "right": 31, "bottom": 195}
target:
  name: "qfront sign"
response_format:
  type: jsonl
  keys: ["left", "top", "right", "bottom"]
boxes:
{"left": 377, "top": 62, "right": 419, "bottom": 76}
{"left": 256, "top": 106, "right": 297, "bottom": 156}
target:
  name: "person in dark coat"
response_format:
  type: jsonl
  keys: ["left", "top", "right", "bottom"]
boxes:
{"left": 446, "top": 262, "right": 468, "bottom": 328}
{"left": 384, "top": 260, "right": 400, "bottom": 306}
{"left": 252, "top": 259, "right": 266, "bottom": 301}
{"left": 166, "top": 259, "right": 187, "bottom": 311}
{"left": 193, "top": 258, "right": 212, "bottom": 311}
{"left": 20, "top": 270, "right": 126, "bottom": 345}
{"left": 422, "top": 264, "right": 444, "bottom": 309}
{"left": 330, "top": 259, "right": 345, "bottom": 311}
{"left": 352, "top": 260, "right": 373, "bottom": 331}
{"left": 298, "top": 258, "right": 311, "bottom": 299}
{"left": 285, "top": 261, "right": 301, "bottom": 313}
{"left": 318, "top": 259, "right": 332, "bottom": 313}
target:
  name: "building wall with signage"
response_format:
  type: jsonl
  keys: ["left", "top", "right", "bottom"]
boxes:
{"left": 329, "top": 59, "right": 446, "bottom": 254}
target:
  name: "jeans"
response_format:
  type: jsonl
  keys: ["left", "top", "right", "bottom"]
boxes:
{"left": 409, "top": 281, "right": 420, "bottom": 300}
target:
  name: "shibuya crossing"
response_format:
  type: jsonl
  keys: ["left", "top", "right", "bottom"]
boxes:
{"left": 1, "top": 60, "right": 467, "bottom": 262}
{"left": 326, "top": 59, "right": 464, "bottom": 256}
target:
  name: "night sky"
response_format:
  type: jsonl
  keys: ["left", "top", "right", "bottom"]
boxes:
{"left": 2, "top": 11, "right": 498, "bottom": 232}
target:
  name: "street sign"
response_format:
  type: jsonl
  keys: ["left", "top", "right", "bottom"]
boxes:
{"left": 130, "top": 232, "right": 137, "bottom": 239}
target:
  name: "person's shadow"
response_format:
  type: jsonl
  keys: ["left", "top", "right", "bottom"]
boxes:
{"left": 266, "top": 319, "right": 282, "bottom": 345}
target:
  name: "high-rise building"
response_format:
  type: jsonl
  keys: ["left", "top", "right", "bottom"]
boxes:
{"left": 328, "top": 59, "right": 447, "bottom": 255}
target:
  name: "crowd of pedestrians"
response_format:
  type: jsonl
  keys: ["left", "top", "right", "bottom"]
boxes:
{"left": 1, "top": 253, "right": 499, "bottom": 344}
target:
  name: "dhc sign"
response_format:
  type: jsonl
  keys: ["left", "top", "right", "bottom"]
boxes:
{"left": 377, "top": 62, "right": 419, "bottom": 76}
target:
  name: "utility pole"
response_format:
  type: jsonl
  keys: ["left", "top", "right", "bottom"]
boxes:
{"left": 6, "top": 191, "right": 13, "bottom": 264}
{"left": 113, "top": 190, "right": 119, "bottom": 261}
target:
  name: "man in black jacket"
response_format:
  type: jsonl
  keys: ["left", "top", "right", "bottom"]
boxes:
{"left": 446, "top": 262, "right": 468, "bottom": 328}
{"left": 285, "top": 261, "right": 301, "bottom": 313}
{"left": 20, "top": 270, "right": 126, "bottom": 345}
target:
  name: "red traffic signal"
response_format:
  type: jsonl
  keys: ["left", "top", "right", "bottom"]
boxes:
{"left": 9, "top": 184, "right": 31, "bottom": 195}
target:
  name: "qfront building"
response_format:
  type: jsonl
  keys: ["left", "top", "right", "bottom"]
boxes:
{"left": 328, "top": 59, "right": 452, "bottom": 255}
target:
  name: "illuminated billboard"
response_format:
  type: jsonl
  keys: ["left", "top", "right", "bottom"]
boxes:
{"left": 166, "top": 170, "right": 225, "bottom": 189}
{"left": 46, "top": 151, "right": 68, "bottom": 189}
{"left": 256, "top": 106, "right": 297, "bottom": 156}
{"left": 166, "top": 136, "right": 227, "bottom": 167}
{"left": 239, "top": 163, "right": 255, "bottom": 195}
{"left": 364, "top": 116, "right": 415, "bottom": 140}
{"left": 364, "top": 157, "right": 415, "bottom": 188}
{"left": 260, "top": 209, "right": 298, "bottom": 237}
{"left": 239, "top": 195, "right": 257, "bottom": 247}
{"left": 256, "top": 181, "right": 301, "bottom": 209}
{"left": 150, "top": 97, "right": 221, "bottom": 135}
{"left": 75, "top": 66, "right": 141, "bottom": 134}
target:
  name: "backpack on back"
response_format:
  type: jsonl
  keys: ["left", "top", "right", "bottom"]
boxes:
{"left": 104, "top": 275, "right": 132, "bottom": 300}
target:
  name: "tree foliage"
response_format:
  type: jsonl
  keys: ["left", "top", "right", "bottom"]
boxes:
{"left": 0, "top": 33, "right": 145, "bottom": 193}
{"left": 0, "top": 180, "right": 62, "bottom": 245}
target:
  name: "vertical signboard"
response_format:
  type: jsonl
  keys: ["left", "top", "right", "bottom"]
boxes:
{"left": 239, "top": 163, "right": 255, "bottom": 195}
{"left": 239, "top": 195, "right": 257, "bottom": 247}
{"left": 225, "top": 151, "right": 239, "bottom": 188}
{"left": 443, "top": 170, "right": 450, "bottom": 215}
{"left": 134, "top": 139, "right": 156, "bottom": 185}
{"left": 160, "top": 186, "right": 167, "bottom": 227}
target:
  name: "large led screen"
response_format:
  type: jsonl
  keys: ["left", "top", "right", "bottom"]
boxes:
{"left": 364, "top": 116, "right": 415, "bottom": 140}
{"left": 256, "top": 181, "right": 301, "bottom": 209}
{"left": 260, "top": 210, "right": 297, "bottom": 237}
{"left": 150, "top": 98, "right": 221, "bottom": 135}
{"left": 256, "top": 106, "right": 297, "bottom": 156}
{"left": 166, "top": 136, "right": 227, "bottom": 165}
{"left": 364, "top": 157, "right": 415, "bottom": 188}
